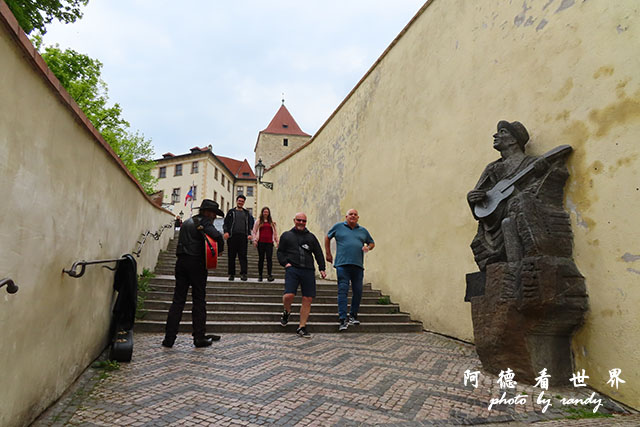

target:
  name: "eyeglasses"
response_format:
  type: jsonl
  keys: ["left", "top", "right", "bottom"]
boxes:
{"left": 295, "top": 218, "right": 307, "bottom": 223}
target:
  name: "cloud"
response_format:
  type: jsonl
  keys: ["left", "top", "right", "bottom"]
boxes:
{"left": 43, "top": 0, "right": 426, "bottom": 163}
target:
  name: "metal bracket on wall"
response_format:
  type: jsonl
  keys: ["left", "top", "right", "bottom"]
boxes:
{"left": 1, "top": 278, "right": 19, "bottom": 294}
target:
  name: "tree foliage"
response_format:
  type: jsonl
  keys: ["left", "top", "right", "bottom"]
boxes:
{"left": 38, "top": 43, "right": 158, "bottom": 193}
{"left": 6, "top": 0, "right": 89, "bottom": 34}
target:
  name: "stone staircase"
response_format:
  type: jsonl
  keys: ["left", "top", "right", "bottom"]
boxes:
{"left": 134, "top": 232, "right": 423, "bottom": 333}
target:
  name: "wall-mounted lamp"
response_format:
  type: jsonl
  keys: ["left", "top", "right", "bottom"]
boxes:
{"left": 255, "top": 159, "right": 273, "bottom": 190}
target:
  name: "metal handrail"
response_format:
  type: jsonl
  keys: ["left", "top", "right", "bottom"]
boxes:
{"left": 132, "top": 223, "right": 174, "bottom": 257}
{"left": 62, "top": 257, "right": 127, "bottom": 278}
{"left": 62, "top": 222, "right": 174, "bottom": 278}
{"left": 1, "top": 278, "right": 19, "bottom": 294}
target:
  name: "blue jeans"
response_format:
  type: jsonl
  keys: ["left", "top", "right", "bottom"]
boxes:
{"left": 336, "top": 265, "right": 363, "bottom": 320}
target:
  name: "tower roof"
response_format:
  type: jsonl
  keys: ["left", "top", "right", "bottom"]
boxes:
{"left": 261, "top": 104, "right": 310, "bottom": 137}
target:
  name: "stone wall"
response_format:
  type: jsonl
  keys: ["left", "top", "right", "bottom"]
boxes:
{"left": 258, "top": 0, "right": 640, "bottom": 409}
{"left": 0, "top": 5, "right": 174, "bottom": 426}
{"left": 255, "top": 132, "right": 311, "bottom": 169}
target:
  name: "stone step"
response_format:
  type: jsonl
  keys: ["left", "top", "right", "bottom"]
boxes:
{"left": 142, "top": 300, "right": 403, "bottom": 314}
{"left": 140, "top": 237, "right": 423, "bottom": 334}
{"left": 148, "top": 284, "right": 382, "bottom": 297}
{"left": 153, "top": 268, "right": 287, "bottom": 278}
{"left": 143, "top": 291, "right": 388, "bottom": 305}
{"left": 134, "top": 320, "right": 424, "bottom": 333}
{"left": 138, "top": 309, "right": 412, "bottom": 323}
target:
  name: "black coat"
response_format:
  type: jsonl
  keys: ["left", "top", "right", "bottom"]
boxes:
{"left": 177, "top": 215, "right": 224, "bottom": 258}
{"left": 277, "top": 227, "right": 326, "bottom": 271}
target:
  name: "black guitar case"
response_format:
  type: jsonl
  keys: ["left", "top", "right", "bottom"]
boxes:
{"left": 109, "top": 254, "right": 137, "bottom": 362}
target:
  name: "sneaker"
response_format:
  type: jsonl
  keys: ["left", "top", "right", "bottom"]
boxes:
{"left": 267, "top": 275, "right": 275, "bottom": 282}
{"left": 241, "top": 274, "right": 248, "bottom": 281}
{"left": 280, "top": 310, "right": 290, "bottom": 327}
{"left": 228, "top": 275, "right": 235, "bottom": 281}
{"left": 348, "top": 314, "right": 360, "bottom": 325}
{"left": 161, "top": 336, "right": 175, "bottom": 348}
{"left": 339, "top": 318, "right": 349, "bottom": 331}
{"left": 296, "top": 326, "right": 311, "bottom": 338}
{"left": 206, "top": 334, "right": 221, "bottom": 342}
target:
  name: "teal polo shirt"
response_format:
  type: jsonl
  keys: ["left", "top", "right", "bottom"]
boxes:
{"left": 327, "top": 221, "right": 374, "bottom": 269}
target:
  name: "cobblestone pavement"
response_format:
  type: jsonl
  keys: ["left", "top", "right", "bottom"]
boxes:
{"left": 34, "top": 332, "right": 637, "bottom": 426}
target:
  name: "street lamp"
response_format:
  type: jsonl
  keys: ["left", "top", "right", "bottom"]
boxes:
{"left": 255, "top": 158, "right": 273, "bottom": 190}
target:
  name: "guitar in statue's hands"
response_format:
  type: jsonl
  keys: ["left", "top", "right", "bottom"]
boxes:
{"left": 472, "top": 145, "right": 572, "bottom": 219}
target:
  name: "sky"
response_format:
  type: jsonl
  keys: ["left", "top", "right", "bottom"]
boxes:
{"left": 42, "top": 0, "right": 426, "bottom": 166}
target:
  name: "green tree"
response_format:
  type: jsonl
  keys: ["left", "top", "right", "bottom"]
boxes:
{"left": 39, "top": 43, "right": 158, "bottom": 193}
{"left": 6, "top": 0, "right": 89, "bottom": 34}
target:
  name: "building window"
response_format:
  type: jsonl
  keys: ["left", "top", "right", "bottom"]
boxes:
{"left": 246, "top": 186, "right": 254, "bottom": 197}
{"left": 227, "top": 182, "right": 230, "bottom": 192}
{"left": 171, "top": 188, "right": 180, "bottom": 204}
{"left": 174, "top": 164, "right": 182, "bottom": 176}
{"left": 215, "top": 168, "right": 219, "bottom": 180}
{"left": 242, "top": 172, "right": 250, "bottom": 177}
{"left": 213, "top": 191, "right": 217, "bottom": 202}
{"left": 237, "top": 186, "right": 244, "bottom": 195}
{"left": 189, "top": 185, "right": 197, "bottom": 201}
{"left": 248, "top": 208, "right": 253, "bottom": 216}
{"left": 227, "top": 202, "right": 230, "bottom": 211}
{"left": 221, "top": 175, "right": 225, "bottom": 186}
{"left": 220, "top": 196, "right": 224, "bottom": 211}
{"left": 283, "top": 138, "right": 288, "bottom": 146}
{"left": 191, "top": 161, "right": 199, "bottom": 174}
{"left": 158, "top": 167, "right": 166, "bottom": 178}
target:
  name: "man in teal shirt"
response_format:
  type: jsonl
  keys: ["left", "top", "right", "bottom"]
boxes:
{"left": 325, "top": 209, "right": 375, "bottom": 331}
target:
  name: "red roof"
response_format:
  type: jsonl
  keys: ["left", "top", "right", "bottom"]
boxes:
{"left": 261, "top": 104, "right": 310, "bottom": 136}
{"left": 217, "top": 156, "right": 256, "bottom": 179}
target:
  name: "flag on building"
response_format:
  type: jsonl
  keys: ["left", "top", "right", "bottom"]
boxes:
{"left": 184, "top": 187, "right": 193, "bottom": 205}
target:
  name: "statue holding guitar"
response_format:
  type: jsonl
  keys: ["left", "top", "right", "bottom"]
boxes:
{"left": 467, "top": 120, "right": 573, "bottom": 271}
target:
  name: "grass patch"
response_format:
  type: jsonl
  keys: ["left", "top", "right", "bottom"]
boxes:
{"left": 376, "top": 295, "right": 391, "bottom": 305}
{"left": 92, "top": 360, "right": 121, "bottom": 380}
{"left": 563, "top": 406, "right": 613, "bottom": 420}
{"left": 135, "top": 268, "right": 155, "bottom": 320}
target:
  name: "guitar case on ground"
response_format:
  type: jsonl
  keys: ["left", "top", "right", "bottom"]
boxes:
{"left": 109, "top": 254, "right": 137, "bottom": 362}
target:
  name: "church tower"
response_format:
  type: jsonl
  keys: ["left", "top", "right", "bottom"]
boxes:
{"left": 254, "top": 101, "right": 311, "bottom": 169}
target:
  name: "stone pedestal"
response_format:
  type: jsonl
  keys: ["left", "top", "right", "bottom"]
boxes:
{"left": 468, "top": 257, "right": 588, "bottom": 384}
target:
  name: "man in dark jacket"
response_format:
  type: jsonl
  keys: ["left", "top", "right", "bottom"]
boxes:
{"left": 277, "top": 212, "right": 326, "bottom": 338}
{"left": 223, "top": 195, "right": 255, "bottom": 281}
{"left": 163, "top": 199, "right": 225, "bottom": 348}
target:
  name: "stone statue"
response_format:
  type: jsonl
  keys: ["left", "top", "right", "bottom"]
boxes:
{"left": 465, "top": 121, "right": 589, "bottom": 385}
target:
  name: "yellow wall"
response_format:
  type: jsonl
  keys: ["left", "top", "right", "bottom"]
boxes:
{"left": 0, "top": 12, "right": 174, "bottom": 427}
{"left": 260, "top": 0, "right": 640, "bottom": 409}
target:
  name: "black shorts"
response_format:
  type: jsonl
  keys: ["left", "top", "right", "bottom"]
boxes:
{"left": 284, "top": 266, "right": 316, "bottom": 298}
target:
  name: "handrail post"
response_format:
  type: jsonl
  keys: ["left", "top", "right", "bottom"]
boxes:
{"left": 1, "top": 278, "right": 19, "bottom": 294}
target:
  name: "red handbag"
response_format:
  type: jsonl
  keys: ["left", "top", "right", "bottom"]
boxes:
{"left": 204, "top": 235, "right": 218, "bottom": 269}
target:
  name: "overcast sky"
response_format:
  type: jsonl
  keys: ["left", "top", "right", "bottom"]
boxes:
{"left": 42, "top": 1, "right": 425, "bottom": 165}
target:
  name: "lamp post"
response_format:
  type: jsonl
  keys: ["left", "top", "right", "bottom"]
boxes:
{"left": 255, "top": 159, "right": 273, "bottom": 190}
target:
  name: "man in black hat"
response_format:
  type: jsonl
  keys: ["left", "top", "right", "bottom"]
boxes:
{"left": 162, "top": 199, "right": 225, "bottom": 348}
{"left": 467, "top": 121, "right": 550, "bottom": 270}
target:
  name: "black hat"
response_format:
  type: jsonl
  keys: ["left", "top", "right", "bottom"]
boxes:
{"left": 497, "top": 120, "right": 529, "bottom": 149}
{"left": 195, "top": 199, "right": 225, "bottom": 217}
